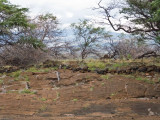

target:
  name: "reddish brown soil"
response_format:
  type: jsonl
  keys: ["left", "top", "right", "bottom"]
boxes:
{"left": 0, "top": 69, "right": 160, "bottom": 120}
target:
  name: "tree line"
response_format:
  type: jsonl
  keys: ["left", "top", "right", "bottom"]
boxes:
{"left": 0, "top": 0, "right": 159, "bottom": 66}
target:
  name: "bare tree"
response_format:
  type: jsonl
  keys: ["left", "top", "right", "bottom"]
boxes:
{"left": 0, "top": 44, "right": 49, "bottom": 66}
{"left": 103, "top": 35, "right": 154, "bottom": 59}
{"left": 71, "top": 19, "right": 110, "bottom": 60}
{"left": 26, "top": 13, "right": 61, "bottom": 44}
{"left": 97, "top": 0, "right": 160, "bottom": 43}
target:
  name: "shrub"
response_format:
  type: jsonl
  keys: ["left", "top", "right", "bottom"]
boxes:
{"left": 0, "top": 44, "right": 50, "bottom": 67}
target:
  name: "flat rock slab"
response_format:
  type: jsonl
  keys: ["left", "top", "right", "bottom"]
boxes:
{"left": 70, "top": 104, "right": 116, "bottom": 115}
{"left": 130, "top": 102, "right": 160, "bottom": 116}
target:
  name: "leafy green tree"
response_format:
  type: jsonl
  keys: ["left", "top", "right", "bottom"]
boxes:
{"left": 18, "top": 36, "right": 45, "bottom": 49}
{"left": 151, "top": 0, "right": 160, "bottom": 22}
{"left": 0, "top": 0, "right": 30, "bottom": 46}
{"left": 0, "top": 0, "right": 48, "bottom": 49}
{"left": 71, "top": 19, "right": 110, "bottom": 59}
{"left": 151, "top": 0, "right": 160, "bottom": 42}
{"left": 98, "top": 0, "right": 160, "bottom": 44}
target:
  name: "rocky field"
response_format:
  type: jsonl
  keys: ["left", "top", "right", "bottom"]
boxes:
{"left": 0, "top": 60, "right": 160, "bottom": 120}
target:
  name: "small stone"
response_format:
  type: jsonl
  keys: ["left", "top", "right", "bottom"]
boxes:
{"left": 138, "top": 98, "right": 150, "bottom": 101}
{"left": 146, "top": 76, "right": 152, "bottom": 78}
{"left": 106, "top": 97, "right": 111, "bottom": 99}
{"left": 148, "top": 108, "right": 155, "bottom": 116}
{"left": 64, "top": 114, "right": 74, "bottom": 117}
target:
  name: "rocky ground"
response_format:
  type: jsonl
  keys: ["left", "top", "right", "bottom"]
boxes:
{"left": 0, "top": 61, "right": 160, "bottom": 120}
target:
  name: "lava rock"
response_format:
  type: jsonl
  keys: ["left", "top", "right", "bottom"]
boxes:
{"left": 156, "top": 66, "right": 160, "bottom": 72}
{"left": 130, "top": 66, "right": 139, "bottom": 71}
{"left": 109, "top": 69, "right": 116, "bottom": 74}
{"left": 95, "top": 68, "right": 108, "bottom": 74}
{"left": 147, "top": 65, "right": 157, "bottom": 72}
{"left": 138, "top": 66, "right": 148, "bottom": 72}
{"left": 72, "top": 68, "right": 82, "bottom": 72}
{"left": 43, "top": 60, "right": 60, "bottom": 68}
{"left": 126, "top": 69, "right": 132, "bottom": 74}
{"left": 116, "top": 68, "right": 127, "bottom": 74}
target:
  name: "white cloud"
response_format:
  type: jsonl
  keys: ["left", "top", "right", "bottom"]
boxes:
{"left": 8, "top": 0, "right": 124, "bottom": 35}
{"left": 65, "top": 12, "right": 74, "bottom": 18}
{"left": 9, "top": 0, "right": 100, "bottom": 23}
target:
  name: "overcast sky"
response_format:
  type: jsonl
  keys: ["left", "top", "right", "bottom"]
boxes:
{"left": 9, "top": 0, "right": 102, "bottom": 28}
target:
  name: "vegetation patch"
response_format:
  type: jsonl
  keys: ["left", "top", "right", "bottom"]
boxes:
{"left": 90, "top": 86, "right": 94, "bottom": 91}
{"left": 26, "top": 67, "right": 54, "bottom": 73}
{"left": 110, "top": 93, "right": 116, "bottom": 97}
{"left": 23, "top": 75, "right": 30, "bottom": 81}
{"left": 108, "top": 62, "right": 129, "bottom": 70}
{"left": 0, "top": 80, "right": 3, "bottom": 84}
{"left": 7, "top": 91, "right": 19, "bottom": 94}
{"left": 101, "top": 83, "right": 105, "bottom": 86}
{"left": 72, "top": 98, "right": 78, "bottom": 102}
{"left": 101, "top": 75, "right": 110, "bottom": 80}
{"left": 39, "top": 105, "right": 47, "bottom": 112}
{"left": 87, "top": 60, "right": 107, "bottom": 71}
{"left": 10, "top": 70, "right": 22, "bottom": 78}
{"left": 26, "top": 67, "right": 42, "bottom": 73}
{"left": 135, "top": 77, "right": 154, "bottom": 84}
{"left": 121, "top": 74, "right": 135, "bottom": 79}
{"left": 20, "top": 89, "right": 37, "bottom": 94}
{"left": 53, "top": 91, "right": 60, "bottom": 101}
{"left": 40, "top": 97, "right": 47, "bottom": 101}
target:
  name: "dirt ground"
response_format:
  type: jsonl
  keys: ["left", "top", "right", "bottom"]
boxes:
{"left": 0, "top": 69, "right": 160, "bottom": 120}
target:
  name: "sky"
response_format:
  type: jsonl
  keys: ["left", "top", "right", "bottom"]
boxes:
{"left": 9, "top": 0, "right": 102, "bottom": 28}
{"left": 8, "top": 0, "right": 124, "bottom": 38}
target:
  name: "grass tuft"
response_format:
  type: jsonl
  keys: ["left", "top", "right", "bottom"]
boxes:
{"left": 72, "top": 98, "right": 78, "bottom": 102}
{"left": 0, "top": 80, "right": 3, "bottom": 84}
{"left": 101, "top": 75, "right": 110, "bottom": 80}
{"left": 10, "top": 70, "right": 22, "bottom": 78}
{"left": 20, "top": 89, "right": 37, "bottom": 94}
{"left": 136, "top": 77, "right": 154, "bottom": 84}
{"left": 40, "top": 97, "right": 47, "bottom": 101}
